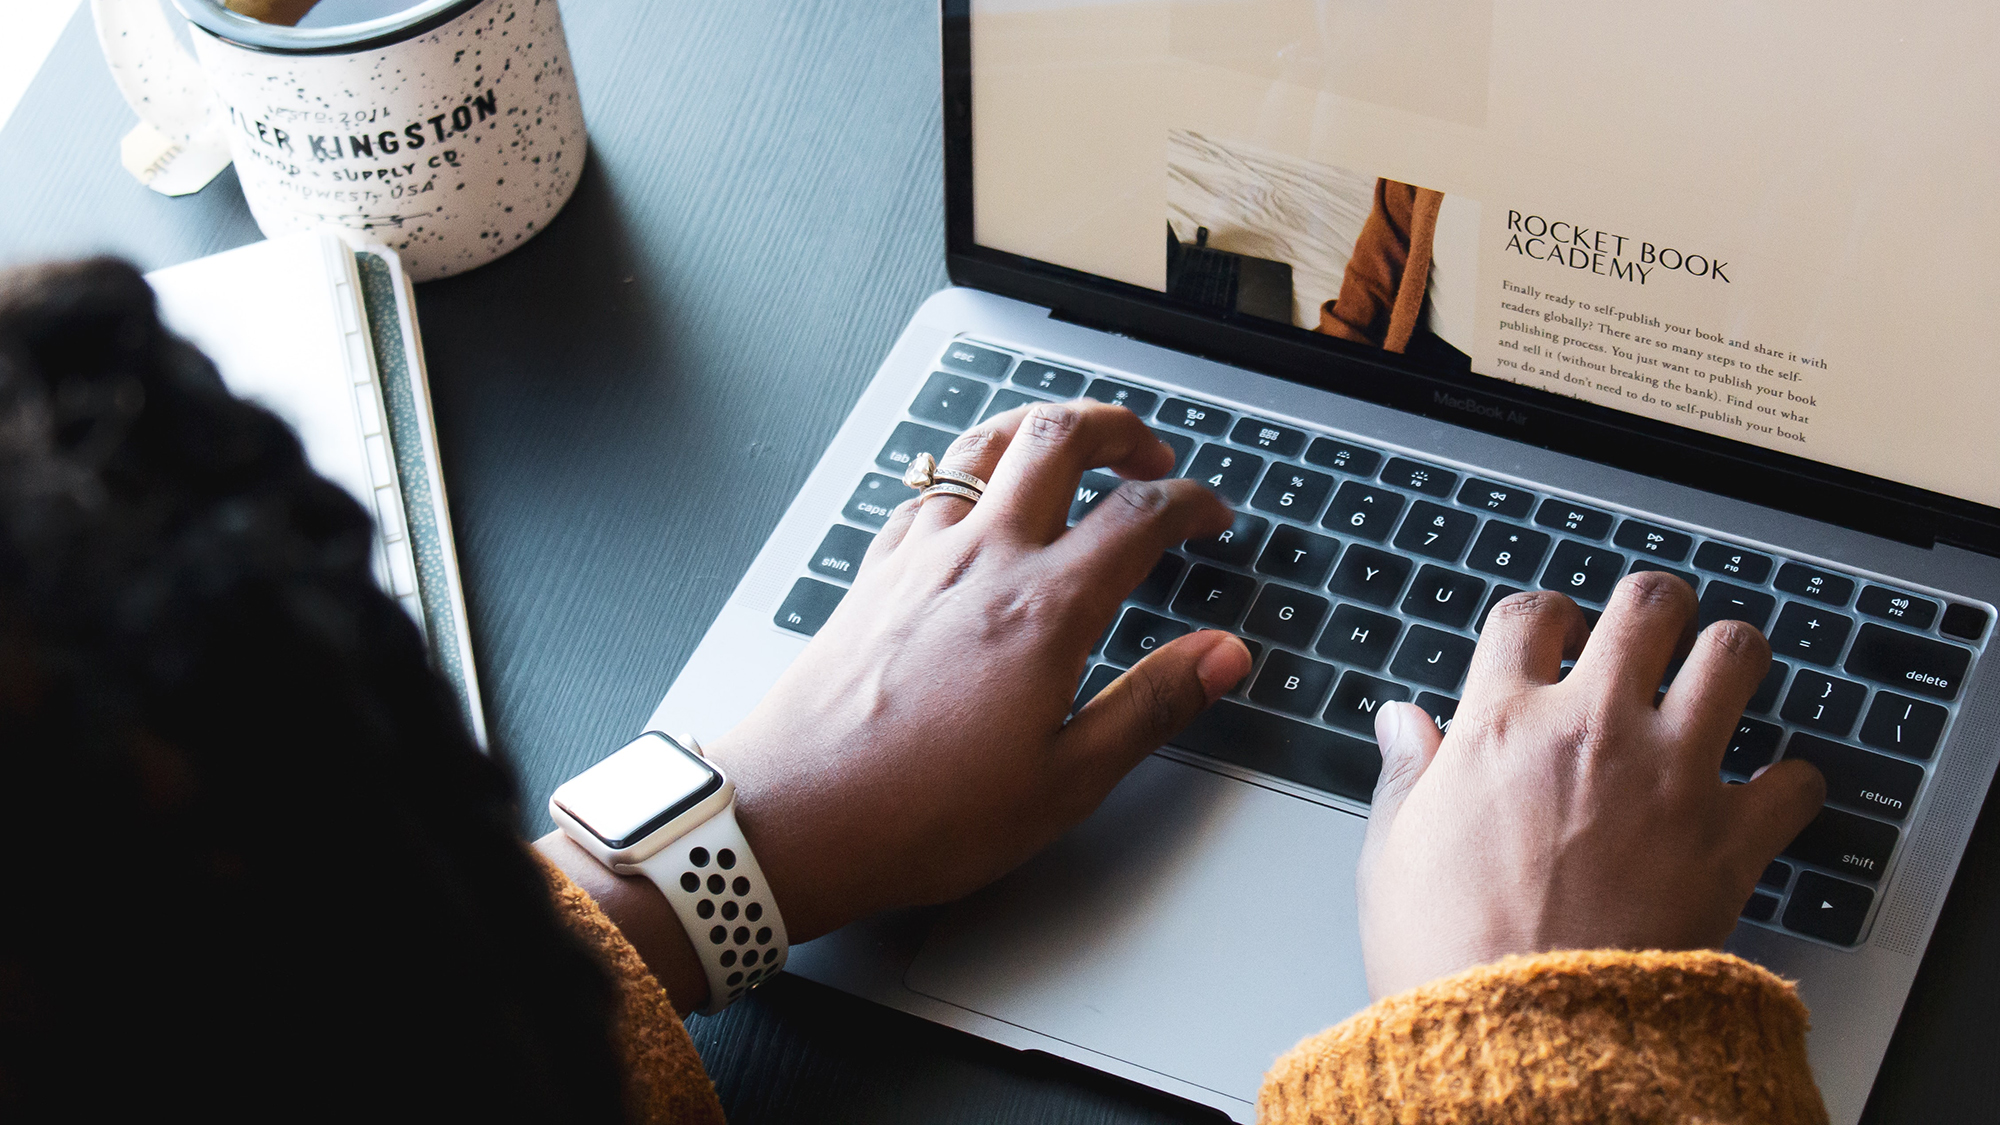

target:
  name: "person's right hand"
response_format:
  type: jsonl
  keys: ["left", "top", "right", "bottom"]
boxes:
{"left": 1356, "top": 573, "right": 1827, "bottom": 1000}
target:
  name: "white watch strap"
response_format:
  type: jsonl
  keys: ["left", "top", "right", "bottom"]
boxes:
{"left": 633, "top": 802, "right": 789, "bottom": 1015}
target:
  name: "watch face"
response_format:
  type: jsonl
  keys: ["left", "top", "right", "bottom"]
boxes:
{"left": 554, "top": 734, "right": 723, "bottom": 849}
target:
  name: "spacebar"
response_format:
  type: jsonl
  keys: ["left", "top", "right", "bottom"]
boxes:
{"left": 1169, "top": 699, "right": 1381, "bottom": 805}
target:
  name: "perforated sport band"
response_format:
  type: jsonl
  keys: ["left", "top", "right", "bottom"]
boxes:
{"left": 632, "top": 803, "right": 789, "bottom": 1015}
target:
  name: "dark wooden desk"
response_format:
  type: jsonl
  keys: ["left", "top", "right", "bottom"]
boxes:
{"left": 5, "top": 4, "right": 1998, "bottom": 1121}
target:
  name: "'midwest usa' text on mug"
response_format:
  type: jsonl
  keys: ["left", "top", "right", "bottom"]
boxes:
{"left": 94, "top": 0, "right": 587, "bottom": 280}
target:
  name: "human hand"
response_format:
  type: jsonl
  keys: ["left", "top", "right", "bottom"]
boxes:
{"left": 1356, "top": 573, "right": 1827, "bottom": 999}
{"left": 704, "top": 401, "right": 1253, "bottom": 944}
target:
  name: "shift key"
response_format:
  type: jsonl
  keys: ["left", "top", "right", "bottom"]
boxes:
{"left": 1784, "top": 806, "right": 1899, "bottom": 883}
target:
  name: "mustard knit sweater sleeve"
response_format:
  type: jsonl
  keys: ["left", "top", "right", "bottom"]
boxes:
{"left": 1258, "top": 949, "right": 1829, "bottom": 1125}
{"left": 544, "top": 861, "right": 1827, "bottom": 1125}
{"left": 541, "top": 858, "right": 727, "bottom": 1125}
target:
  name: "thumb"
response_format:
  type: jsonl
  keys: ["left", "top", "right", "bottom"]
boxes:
{"left": 1734, "top": 758, "right": 1828, "bottom": 867}
{"left": 1369, "top": 702, "right": 1443, "bottom": 825}
{"left": 1060, "top": 630, "right": 1251, "bottom": 780}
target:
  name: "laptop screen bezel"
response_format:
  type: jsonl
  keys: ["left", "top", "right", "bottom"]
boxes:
{"left": 938, "top": 0, "right": 2000, "bottom": 558}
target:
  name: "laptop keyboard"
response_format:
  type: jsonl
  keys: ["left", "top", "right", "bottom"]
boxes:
{"left": 773, "top": 336, "right": 1991, "bottom": 951}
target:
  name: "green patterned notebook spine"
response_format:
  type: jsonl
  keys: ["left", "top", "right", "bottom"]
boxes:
{"left": 355, "top": 251, "right": 477, "bottom": 739}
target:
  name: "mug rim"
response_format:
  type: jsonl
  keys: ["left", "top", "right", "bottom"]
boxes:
{"left": 171, "top": 0, "right": 487, "bottom": 55}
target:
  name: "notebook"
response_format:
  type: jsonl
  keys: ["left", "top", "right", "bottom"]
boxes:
{"left": 147, "top": 233, "right": 487, "bottom": 746}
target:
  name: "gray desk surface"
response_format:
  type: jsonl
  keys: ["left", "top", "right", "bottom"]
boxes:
{"left": 5, "top": 3, "right": 1998, "bottom": 1122}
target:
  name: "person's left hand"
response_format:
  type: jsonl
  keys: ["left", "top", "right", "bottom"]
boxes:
{"left": 704, "top": 400, "right": 1253, "bottom": 943}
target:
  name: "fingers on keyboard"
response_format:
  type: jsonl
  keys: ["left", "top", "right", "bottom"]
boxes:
{"left": 834, "top": 345, "right": 1986, "bottom": 952}
{"left": 1571, "top": 571, "right": 1700, "bottom": 699}
{"left": 1466, "top": 590, "right": 1589, "bottom": 687}
{"left": 986, "top": 402, "right": 1172, "bottom": 536}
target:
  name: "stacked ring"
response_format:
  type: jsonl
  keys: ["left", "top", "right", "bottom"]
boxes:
{"left": 903, "top": 452, "right": 988, "bottom": 505}
{"left": 919, "top": 481, "right": 984, "bottom": 505}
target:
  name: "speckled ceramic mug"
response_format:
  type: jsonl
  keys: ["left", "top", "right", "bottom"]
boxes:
{"left": 101, "top": 0, "right": 587, "bottom": 280}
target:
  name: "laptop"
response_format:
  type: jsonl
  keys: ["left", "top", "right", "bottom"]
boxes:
{"left": 650, "top": 4, "right": 2000, "bottom": 1121}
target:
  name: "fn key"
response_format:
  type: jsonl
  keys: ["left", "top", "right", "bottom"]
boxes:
{"left": 774, "top": 577, "right": 845, "bottom": 636}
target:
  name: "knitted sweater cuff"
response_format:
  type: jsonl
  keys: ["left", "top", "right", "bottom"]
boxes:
{"left": 538, "top": 854, "right": 728, "bottom": 1125}
{"left": 1258, "top": 948, "right": 1828, "bottom": 1125}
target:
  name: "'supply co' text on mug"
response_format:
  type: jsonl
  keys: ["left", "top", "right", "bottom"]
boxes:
{"left": 93, "top": 0, "right": 587, "bottom": 280}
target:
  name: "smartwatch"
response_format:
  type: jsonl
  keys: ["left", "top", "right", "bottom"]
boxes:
{"left": 549, "top": 732, "right": 788, "bottom": 1014}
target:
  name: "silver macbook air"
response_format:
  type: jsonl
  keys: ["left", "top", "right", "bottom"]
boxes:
{"left": 650, "top": 3, "right": 2000, "bottom": 1120}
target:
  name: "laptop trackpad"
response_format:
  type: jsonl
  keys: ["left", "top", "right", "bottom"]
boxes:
{"left": 905, "top": 754, "right": 1373, "bottom": 1104}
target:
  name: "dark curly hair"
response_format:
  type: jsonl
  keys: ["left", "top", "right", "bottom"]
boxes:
{"left": 0, "top": 259, "right": 628, "bottom": 1122}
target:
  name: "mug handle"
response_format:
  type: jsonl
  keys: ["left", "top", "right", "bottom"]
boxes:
{"left": 89, "top": 0, "right": 234, "bottom": 195}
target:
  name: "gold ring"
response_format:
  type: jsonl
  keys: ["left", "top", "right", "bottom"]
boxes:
{"left": 919, "top": 481, "right": 984, "bottom": 506}
{"left": 902, "top": 451, "right": 988, "bottom": 496}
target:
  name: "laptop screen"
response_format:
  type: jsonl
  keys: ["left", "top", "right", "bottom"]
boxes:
{"left": 964, "top": 1, "right": 2000, "bottom": 512}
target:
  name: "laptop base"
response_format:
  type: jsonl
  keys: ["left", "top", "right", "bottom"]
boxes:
{"left": 655, "top": 287, "right": 2000, "bottom": 1125}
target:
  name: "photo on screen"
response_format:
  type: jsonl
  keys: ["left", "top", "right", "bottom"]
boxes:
{"left": 1165, "top": 128, "right": 1475, "bottom": 370}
